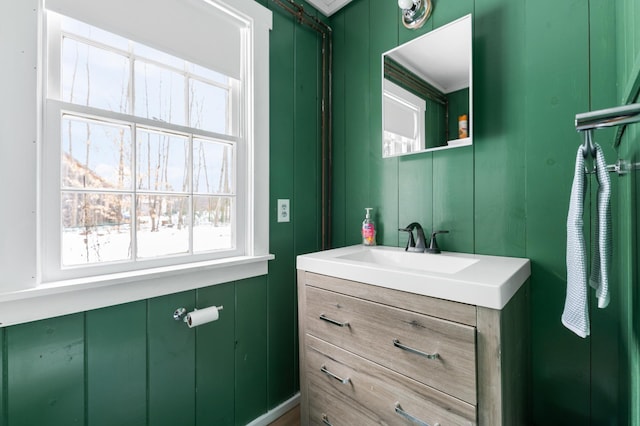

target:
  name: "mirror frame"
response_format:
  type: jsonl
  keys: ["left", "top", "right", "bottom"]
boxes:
{"left": 381, "top": 14, "right": 472, "bottom": 158}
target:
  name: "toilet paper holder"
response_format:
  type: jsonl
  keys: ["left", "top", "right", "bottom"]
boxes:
{"left": 173, "top": 306, "right": 224, "bottom": 323}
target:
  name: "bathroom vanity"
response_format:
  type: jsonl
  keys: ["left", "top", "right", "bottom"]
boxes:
{"left": 296, "top": 245, "right": 531, "bottom": 425}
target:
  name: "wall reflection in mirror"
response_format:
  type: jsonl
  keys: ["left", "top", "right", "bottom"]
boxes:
{"left": 382, "top": 14, "right": 472, "bottom": 158}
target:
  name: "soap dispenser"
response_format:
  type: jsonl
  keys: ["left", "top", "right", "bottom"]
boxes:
{"left": 362, "top": 208, "right": 376, "bottom": 246}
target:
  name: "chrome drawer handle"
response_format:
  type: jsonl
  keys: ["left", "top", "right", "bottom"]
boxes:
{"left": 321, "top": 413, "right": 333, "bottom": 426}
{"left": 320, "top": 365, "right": 350, "bottom": 384}
{"left": 393, "top": 339, "right": 439, "bottom": 360}
{"left": 319, "top": 313, "right": 349, "bottom": 327}
{"left": 395, "top": 403, "right": 440, "bottom": 426}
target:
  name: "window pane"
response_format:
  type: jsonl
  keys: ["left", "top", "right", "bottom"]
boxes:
{"left": 134, "top": 60, "right": 185, "bottom": 126}
{"left": 187, "top": 63, "right": 229, "bottom": 85}
{"left": 189, "top": 79, "right": 230, "bottom": 134}
{"left": 133, "top": 43, "right": 184, "bottom": 70}
{"left": 62, "top": 37, "right": 130, "bottom": 113}
{"left": 193, "top": 138, "right": 233, "bottom": 194}
{"left": 62, "top": 116, "right": 132, "bottom": 190}
{"left": 193, "top": 196, "right": 233, "bottom": 252}
{"left": 136, "top": 195, "right": 189, "bottom": 258}
{"left": 62, "top": 192, "right": 132, "bottom": 266}
{"left": 60, "top": 15, "right": 129, "bottom": 51}
{"left": 136, "top": 130, "right": 188, "bottom": 192}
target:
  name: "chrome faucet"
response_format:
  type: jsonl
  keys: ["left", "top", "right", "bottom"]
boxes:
{"left": 398, "top": 222, "right": 427, "bottom": 252}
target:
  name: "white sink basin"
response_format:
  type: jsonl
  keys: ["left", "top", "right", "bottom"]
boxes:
{"left": 297, "top": 245, "right": 530, "bottom": 310}
{"left": 337, "top": 245, "right": 479, "bottom": 274}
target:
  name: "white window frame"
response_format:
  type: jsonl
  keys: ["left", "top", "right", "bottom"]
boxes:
{"left": 0, "top": 0, "right": 272, "bottom": 327}
{"left": 43, "top": 12, "right": 246, "bottom": 278}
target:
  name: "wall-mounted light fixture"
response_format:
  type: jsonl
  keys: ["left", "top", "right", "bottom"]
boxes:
{"left": 397, "top": 0, "right": 432, "bottom": 29}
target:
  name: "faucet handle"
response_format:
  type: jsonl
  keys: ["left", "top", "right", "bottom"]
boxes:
{"left": 398, "top": 227, "right": 416, "bottom": 251}
{"left": 426, "top": 230, "right": 449, "bottom": 254}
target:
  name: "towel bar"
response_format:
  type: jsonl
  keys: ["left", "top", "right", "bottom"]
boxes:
{"left": 575, "top": 103, "right": 640, "bottom": 149}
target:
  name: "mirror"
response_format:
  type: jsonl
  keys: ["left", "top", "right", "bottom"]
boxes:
{"left": 382, "top": 14, "right": 472, "bottom": 157}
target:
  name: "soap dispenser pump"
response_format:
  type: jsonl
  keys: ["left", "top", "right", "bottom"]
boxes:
{"left": 362, "top": 208, "right": 376, "bottom": 246}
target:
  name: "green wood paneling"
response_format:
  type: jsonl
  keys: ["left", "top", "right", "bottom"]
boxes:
{"left": 633, "top": 130, "right": 640, "bottom": 425}
{"left": 291, "top": 5, "right": 322, "bottom": 397}
{"left": 195, "top": 283, "right": 235, "bottom": 425}
{"left": 343, "top": 0, "right": 371, "bottom": 246}
{"left": 433, "top": 146, "right": 474, "bottom": 253}
{"left": 294, "top": 23, "right": 321, "bottom": 256}
{"left": 235, "top": 276, "right": 267, "bottom": 426}
{"left": 617, "top": 0, "right": 640, "bottom": 105}
{"left": 148, "top": 291, "right": 196, "bottom": 426}
{"left": 398, "top": 152, "right": 433, "bottom": 239}
{"left": 86, "top": 301, "right": 147, "bottom": 426}
{"left": 617, "top": 123, "right": 640, "bottom": 425}
{"left": 616, "top": 1, "right": 640, "bottom": 422}
{"left": 268, "top": 4, "right": 297, "bottom": 409}
{"left": 7, "top": 314, "right": 84, "bottom": 425}
{"left": 331, "top": 10, "right": 347, "bottom": 247}
{"left": 524, "top": 0, "right": 591, "bottom": 421}
{"left": 267, "top": 1, "right": 323, "bottom": 407}
{"left": 432, "top": 0, "right": 473, "bottom": 35}
{"left": 446, "top": 88, "right": 469, "bottom": 141}
{"left": 588, "top": 1, "right": 620, "bottom": 423}
{"left": 473, "top": 0, "right": 526, "bottom": 257}
{"left": 369, "top": 0, "right": 399, "bottom": 247}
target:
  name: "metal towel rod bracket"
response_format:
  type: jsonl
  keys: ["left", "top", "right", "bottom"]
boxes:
{"left": 576, "top": 103, "right": 640, "bottom": 174}
{"left": 585, "top": 159, "right": 640, "bottom": 176}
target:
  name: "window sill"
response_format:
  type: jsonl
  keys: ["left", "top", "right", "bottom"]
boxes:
{"left": 0, "top": 254, "right": 274, "bottom": 327}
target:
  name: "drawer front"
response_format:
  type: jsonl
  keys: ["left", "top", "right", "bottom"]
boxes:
{"left": 306, "top": 334, "right": 476, "bottom": 425}
{"left": 306, "top": 285, "right": 477, "bottom": 404}
{"left": 304, "top": 272, "right": 477, "bottom": 326}
{"left": 308, "top": 380, "right": 380, "bottom": 426}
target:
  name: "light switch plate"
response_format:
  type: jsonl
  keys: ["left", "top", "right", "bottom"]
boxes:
{"left": 277, "top": 199, "right": 290, "bottom": 223}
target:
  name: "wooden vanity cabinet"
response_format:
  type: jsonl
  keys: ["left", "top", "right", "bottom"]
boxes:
{"left": 297, "top": 270, "right": 529, "bottom": 426}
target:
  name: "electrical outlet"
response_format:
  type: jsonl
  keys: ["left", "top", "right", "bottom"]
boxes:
{"left": 277, "top": 199, "right": 290, "bottom": 223}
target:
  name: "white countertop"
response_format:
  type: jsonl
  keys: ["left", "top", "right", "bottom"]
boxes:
{"left": 297, "top": 245, "right": 531, "bottom": 310}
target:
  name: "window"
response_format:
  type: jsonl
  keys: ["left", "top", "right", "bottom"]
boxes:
{"left": 0, "top": 0, "right": 270, "bottom": 325}
{"left": 382, "top": 79, "right": 426, "bottom": 157}
{"left": 37, "top": 0, "right": 271, "bottom": 285}
{"left": 45, "top": 13, "right": 241, "bottom": 274}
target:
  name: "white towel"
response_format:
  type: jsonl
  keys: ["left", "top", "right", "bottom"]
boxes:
{"left": 562, "top": 143, "right": 612, "bottom": 338}
{"left": 562, "top": 145, "right": 590, "bottom": 337}
{"left": 589, "top": 144, "right": 611, "bottom": 308}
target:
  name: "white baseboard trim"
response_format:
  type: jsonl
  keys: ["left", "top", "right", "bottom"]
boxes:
{"left": 246, "top": 393, "right": 300, "bottom": 426}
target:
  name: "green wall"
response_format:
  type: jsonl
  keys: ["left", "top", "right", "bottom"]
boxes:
{"left": 615, "top": 1, "right": 640, "bottom": 423}
{"left": 0, "top": 1, "right": 323, "bottom": 425}
{"left": 1, "top": 280, "right": 265, "bottom": 426}
{"left": 329, "top": 0, "right": 636, "bottom": 423}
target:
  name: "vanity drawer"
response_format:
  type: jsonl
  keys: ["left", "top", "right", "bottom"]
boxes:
{"left": 308, "top": 379, "right": 380, "bottom": 426}
{"left": 305, "top": 272, "right": 477, "bottom": 326}
{"left": 306, "top": 334, "right": 476, "bottom": 425}
{"left": 305, "top": 285, "right": 477, "bottom": 404}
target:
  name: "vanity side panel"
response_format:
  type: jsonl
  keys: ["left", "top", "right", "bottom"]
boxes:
{"left": 476, "top": 282, "right": 530, "bottom": 425}
{"left": 501, "top": 280, "right": 530, "bottom": 424}
{"left": 297, "top": 270, "right": 310, "bottom": 424}
{"left": 476, "top": 304, "right": 501, "bottom": 425}
{"left": 304, "top": 272, "right": 477, "bottom": 326}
